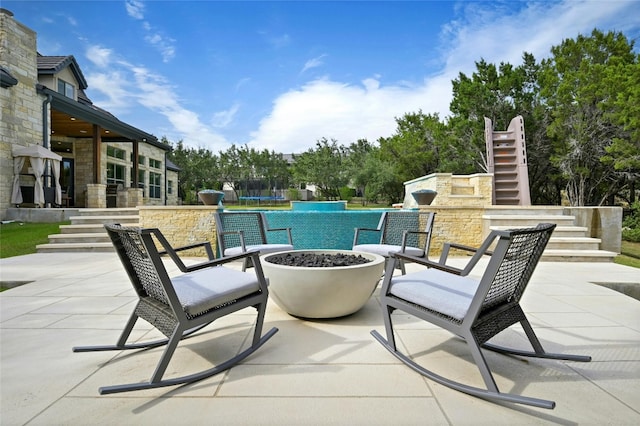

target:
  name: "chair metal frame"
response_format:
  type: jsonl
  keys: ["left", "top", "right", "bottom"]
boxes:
{"left": 73, "top": 224, "right": 278, "bottom": 394}
{"left": 353, "top": 211, "right": 435, "bottom": 274}
{"left": 371, "top": 223, "right": 591, "bottom": 409}
{"left": 215, "top": 211, "right": 294, "bottom": 271}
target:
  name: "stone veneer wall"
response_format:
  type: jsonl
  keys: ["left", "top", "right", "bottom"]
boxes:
{"left": 403, "top": 173, "right": 493, "bottom": 208}
{"left": 0, "top": 9, "right": 43, "bottom": 219}
{"left": 138, "top": 205, "right": 222, "bottom": 257}
{"left": 138, "top": 204, "right": 485, "bottom": 259}
{"left": 420, "top": 206, "right": 486, "bottom": 258}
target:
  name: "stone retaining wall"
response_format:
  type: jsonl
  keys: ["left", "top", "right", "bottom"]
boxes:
{"left": 420, "top": 206, "right": 486, "bottom": 258}
{"left": 138, "top": 205, "right": 222, "bottom": 257}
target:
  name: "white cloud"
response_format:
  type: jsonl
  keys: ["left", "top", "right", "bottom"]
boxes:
{"left": 85, "top": 50, "right": 231, "bottom": 151}
{"left": 212, "top": 104, "right": 240, "bottom": 128}
{"left": 247, "top": 0, "right": 640, "bottom": 154}
{"left": 144, "top": 30, "right": 176, "bottom": 63}
{"left": 84, "top": 0, "right": 640, "bottom": 157}
{"left": 301, "top": 54, "right": 327, "bottom": 74}
{"left": 85, "top": 45, "right": 112, "bottom": 68}
{"left": 248, "top": 77, "right": 452, "bottom": 153}
{"left": 125, "top": 0, "right": 145, "bottom": 20}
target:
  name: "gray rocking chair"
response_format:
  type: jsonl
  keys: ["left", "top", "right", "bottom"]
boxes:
{"left": 215, "top": 212, "right": 293, "bottom": 271}
{"left": 73, "top": 224, "right": 278, "bottom": 394}
{"left": 371, "top": 223, "right": 591, "bottom": 409}
{"left": 353, "top": 211, "right": 435, "bottom": 274}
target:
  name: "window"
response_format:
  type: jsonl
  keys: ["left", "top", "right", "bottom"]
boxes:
{"left": 107, "top": 163, "right": 126, "bottom": 185}
{"left": 138, "top": 155, "right": 146, "bottom": 166}
{"left": 149, "top": 158, "right": 162, "bottom": 169}
{"left": 57, "top": 79, "right": 75, "bottom": 99}
{"left": 149, "top": 172, "right": 161, "bottom": 199}
{"left": 135, "top": 170, "right": 145, "bottom": 196}
{"left": 167, "top": 180, "right": 173, "bottom": 195}
{"left": 107, "top": 146, "right": 126, "bottom": 160}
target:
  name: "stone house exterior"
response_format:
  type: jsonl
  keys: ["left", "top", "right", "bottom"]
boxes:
{"left": 1, "top": 9, "right": 178, "bottom": 219}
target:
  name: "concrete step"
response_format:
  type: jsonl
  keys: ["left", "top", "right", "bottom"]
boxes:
{"left": 35, "top": 242, "right": 115, "bottom": 253}
{"left": 47, "top": 233, "right": 111, "bottom": 244}
{"left": 75, "top": 208, "right": 139, "bottom": 217}
{"left": 59, "top": 223, "right": 138, "bottom": 234}
{"left": 484, "top": 214, "right": 577, "bottom": 227}
{"left": 484, "top": 207, "right": 567, "bottom": 216}
{"left": 69, "top": 215, "right": 139, "bottom": 225}
{"left": 490, "top": 225, "right": 589, "bottom": 238}
{"left": 541, "top": 249, "right": 617, "bottom": 262}
{"left": 546, "top": 237, "right": 601, "bottom": 251}
{"left": 38, "top": 207, "right": 139, "bottom": 253}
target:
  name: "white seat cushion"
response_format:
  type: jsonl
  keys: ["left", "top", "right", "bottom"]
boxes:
{"left": 388, "top": 268, "right": 479, "bottom": 321}
{"left": 172, "top": 267, "right": 261, "bottom": 316}
{"left": 224, "top": 244, "right": 294, "bottom": 257}
{"left": 353, "top": 244, "right": 424, "bottom": 258}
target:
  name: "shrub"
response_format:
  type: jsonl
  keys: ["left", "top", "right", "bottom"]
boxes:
{"left": 622, "top": 202, "right": 640, "bottom": 242}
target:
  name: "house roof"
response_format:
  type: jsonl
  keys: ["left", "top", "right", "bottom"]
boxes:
{"left": 37, "top": 84, "right": 169, "bottom": 151}
{"left": 166, "top": 159, "right": 181, "bottom": 171}
{"left": 35, "top": 54, "right": 168, "bottom": 151}
{"left": 37, "top": 54, "right": 88, "bottom": 89}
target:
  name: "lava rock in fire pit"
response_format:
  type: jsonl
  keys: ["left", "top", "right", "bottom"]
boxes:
{"left": 266, "top": 252, "right": 372, "bottom": 267}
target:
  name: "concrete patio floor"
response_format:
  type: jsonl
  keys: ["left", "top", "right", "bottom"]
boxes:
{"left": 1, "top": 252, "right": 639, "bottom": 425}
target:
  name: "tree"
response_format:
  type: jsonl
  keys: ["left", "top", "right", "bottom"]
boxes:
{"left": 166, "top": 138, "right": 219, "bottom": 204}
{"left": 290, "top": 138, "right": 349, "bottom": 199}
{"left": 378, "top": 111, "right": 446, "bottom": 184}
{"left": 601, "top": 61, "right": 640, "bottom": 204}
{"left": 540, "top": 29, "right": 637, "bottom": 206}
{"left": 344, "top": 139, "right": 377, "bottom": 204}
{"left": 448, "top": 54, "right": 561, "bottom": 203}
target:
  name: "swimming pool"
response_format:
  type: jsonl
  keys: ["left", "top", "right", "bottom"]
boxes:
{"left": 263, "top": 209, "right": 392, "bottom": 250}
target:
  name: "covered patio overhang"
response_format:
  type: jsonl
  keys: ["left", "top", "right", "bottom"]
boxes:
{"left": 36, "top": 85, "right": 170, "bottom": 207}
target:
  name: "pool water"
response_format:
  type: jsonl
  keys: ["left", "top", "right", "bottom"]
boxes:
{"left": 264, "top": 210, "right": 390, "bottom": 250}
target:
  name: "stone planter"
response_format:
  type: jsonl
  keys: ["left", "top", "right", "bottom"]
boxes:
{"left": 412, "top": 189, "right": 437, "bottom": 205}
{"left": 197, "top": 190, "right": 224, "bottom": 206}
{"left": 260, "top": 250, "right": 385, "bottom": 319}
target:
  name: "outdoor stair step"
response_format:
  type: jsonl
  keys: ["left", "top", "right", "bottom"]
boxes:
{"left": 69, "top": 215, "right": 140, "bottom": 225}
{"left": 35, "top": 242, "right": 115, "bottom": 253}
{"left": 74, "top": 208, "right": 139, "bottom": 217}
{"left": 484, "top": 207, "right": 567, "bottom": 216}
{"left": 546, "top": 237, "right": 601, "bottom": 250}
{"left": 59, "top": 223, "right": 138, "bottom": 234}
{"left": 541, "top": 249, "right": 617, "bottom": 262}
{"left": 490, "top": 225, "right": 589, "bottom": 237}
{"left": 484, "top": 215, "right": 577, "bottom": 227}
{"left": 47, "top": 233, "right": 111, "bottom": 244}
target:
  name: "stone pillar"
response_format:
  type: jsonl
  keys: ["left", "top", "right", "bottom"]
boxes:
{"left": 85, "top": 183, "right": 106, "bottom": 208}
{"left": 126, "top": 187, "right": 143, "bottom": 207}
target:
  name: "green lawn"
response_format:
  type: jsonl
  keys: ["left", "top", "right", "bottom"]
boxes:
{"left": 615, "top": 240, "right": 640, "bottom": 268}
{"left": 0, "top": 221, "right": 68, "bottom": 259}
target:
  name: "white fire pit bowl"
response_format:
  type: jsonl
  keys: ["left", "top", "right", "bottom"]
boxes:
{"left": 260, "top": 250, "right": 385, "bottom": 319}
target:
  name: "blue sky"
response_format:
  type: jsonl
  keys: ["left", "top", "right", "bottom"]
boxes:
{"left": 6, "top": 0, "right": 640, "bottom": 154}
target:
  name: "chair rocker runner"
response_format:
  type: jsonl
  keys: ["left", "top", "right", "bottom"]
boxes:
{"left": 371, "top": 223, "right": 591, "bottom": 409}
{"left": 215, "top": 211, "right": 294, "bottom": 271}
{"left": 73, "top": 224, "right": 278, "bottom": 394}
{"left": 353, "top": 211, "right": 435, "bottom": 275}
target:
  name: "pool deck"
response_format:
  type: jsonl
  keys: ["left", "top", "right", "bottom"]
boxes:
{"left": 1, "top": 252, "right": 639, "bottom": 425}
